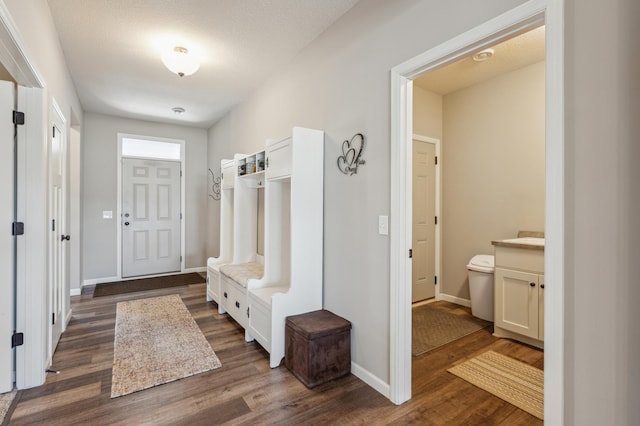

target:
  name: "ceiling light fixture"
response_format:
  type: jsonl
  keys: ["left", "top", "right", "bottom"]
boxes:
{"left": 172, "top": 107, "right": 185, "bottom": 115}
{"left": 472, "top": 48, "right": 495, "bottom": 62}
{"left": 162, "top": 46, "right": 200, "bottom": 77}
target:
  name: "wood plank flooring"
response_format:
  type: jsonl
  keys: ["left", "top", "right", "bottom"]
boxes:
{"left": 7, "top": 286, "right": 543, "bottom": 425}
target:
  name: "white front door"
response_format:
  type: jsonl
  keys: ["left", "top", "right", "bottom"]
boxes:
{"left": 49, "top": 123, "right": 65, "bottom": 354}
{"left": 0, "top": 81, "right": 15, "bottom": 392}
{"left": 412, "top": 139, "right": 436, "bottom": 302}
{"left": 122, "top": 158, "right": 181, "bottom": 278}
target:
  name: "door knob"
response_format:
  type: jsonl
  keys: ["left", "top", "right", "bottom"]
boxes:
{"left": 124, "top": 221, "right": 130, "bottom": 226}
{"left": 60, "top": 235, "right": 70, "bottom": 241}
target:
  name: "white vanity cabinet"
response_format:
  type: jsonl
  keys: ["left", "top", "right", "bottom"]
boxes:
{"left": 493, "top": 243, "right": 544, "bottom": 349}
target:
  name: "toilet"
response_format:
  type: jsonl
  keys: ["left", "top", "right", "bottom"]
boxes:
{"left": 467, "top": 254, "right": 495, "bottom": 322}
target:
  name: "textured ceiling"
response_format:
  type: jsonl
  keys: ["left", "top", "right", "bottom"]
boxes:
{"left": 47, "top": 0, "right": 360, "bottom": 127}
{"left": 414, "top": 26, "right": 545, "bottom": 95}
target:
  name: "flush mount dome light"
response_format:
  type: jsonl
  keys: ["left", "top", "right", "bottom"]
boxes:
{"left": 172, "top": 107, "right": 185, "bottom": 115}
{"left": 162, "top": 46, "right": 200, "bottom": 77}
{"left": 472, "top": 48, "right": 495, "bottom": 62}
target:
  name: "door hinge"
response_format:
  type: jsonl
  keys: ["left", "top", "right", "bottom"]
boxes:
{"left": 52, "top": 219, "right": 55, "bottom": 231}
{"left": 180, "top": 171, "right": 183, "bottom": 177}
{"left": 435, "top": 156, "right": 438, "bottom": 165}
{"left": 52, "top": 313, "right": 55, "bottom": 325}
{"left": 180, "top": 213, "right": 182, "bottom": 220}
{"left": 12, "top": 332, "right": 24, "bottom": 348}
{"left": 12, "top": 221, "right": 24, "bottom": 236}
{"left": 52, "top": 126, "right": 56, "bottom": 138}
{"left": 434, "top": 276, "right": 438, "bottom": 285}
{"left": 435, "top": 216, "right": 438, "bottom": 225}
{"left": 13, "top": 110, "right": 25, "bottom": 125}
{"left": 409, "top": 249, "right": 413, "bottom": 259}
{"left": 180, "top": 256, "right": 182, "bottom": 262}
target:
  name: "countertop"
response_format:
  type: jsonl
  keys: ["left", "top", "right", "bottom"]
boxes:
{"left": 491, "top": 237, "right": 545, "bottom": 251}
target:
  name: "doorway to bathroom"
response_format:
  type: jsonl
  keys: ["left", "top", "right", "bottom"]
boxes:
{"left": 407, "top": 22, "right": 547, "bottom": 393}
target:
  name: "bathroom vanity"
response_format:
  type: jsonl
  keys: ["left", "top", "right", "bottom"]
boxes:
{"left": 491, "top": 237, "right": 544, "bottom": 349}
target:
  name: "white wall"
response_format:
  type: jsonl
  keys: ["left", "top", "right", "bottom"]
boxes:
{"left": 413, "top": 86, "right": 442, "bottom": 139}
{"left": 207, "top": 0, "right": 528, "bottom": 386}
{"left": 441, "top": 61, "right": 545, "bottom": 300}
{"left": 82, "top": 112, "right": 208, "bottom": 281}
{"left": 565, "top": 0, "right": 640, "bottom": 423}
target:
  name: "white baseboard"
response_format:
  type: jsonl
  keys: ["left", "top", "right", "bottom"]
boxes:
{"left": 350, "top": 361, "right": 390, "bottom": 399}
{"left": 82, "top": 275, "right": 119, "bottom": 287}
{"left": 438, "top": 293, "right": 471, "bottom": 308}
{"left": 70, "top": 288, "right": 81, "bottom": 296}
{"left": 184, "top": 266, "right": 206, "bottom": 273}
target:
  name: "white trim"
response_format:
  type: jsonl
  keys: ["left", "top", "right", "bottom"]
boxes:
{"left": 411, "top": 134, "right": 441, "bottom": 301}
{"left": 82, "top": 276, "right": 120, "bottom": 287}
{"left": 541, "top": 0, "right": 564, "bottom": 422}
{"left": 438, "top": 294, "right": 471, "bottom": 308}
{"left": 184, "top": 266, "right": 206, "bottom": 273}
{"left": 64, "top": 308, "right": 72, "bottom": 325}
{"left": 70, "top": 289, "right": 81, "bottom": 297}
{"left": 0, "top": 2, "right": 46, "bottom": 88}
{"left": 390, "top": 3, "right": 563, "bottom": 421}
{"left": 116, "top": 133, "right": 186, "bottom": 279}
{"left": 350, "top": 361, "right": 390, "bottom": 399}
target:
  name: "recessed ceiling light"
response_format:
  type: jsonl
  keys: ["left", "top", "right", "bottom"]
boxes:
{"left": 472, "top": 48, "right": 495, "bottom": 62}
{"left": 172, "top": 107, "right": 185, "bottom": 115}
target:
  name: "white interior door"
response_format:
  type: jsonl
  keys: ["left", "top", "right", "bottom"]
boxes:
{"left": 122, "top": 158, "right": 181, "bottom": 277}
{"left": 412, "top": 139, "right": 436, "bottom": 302}
{"left": 0, "top": 81, "right": 15, "bottom": 392}
{"left": 49, "top": 124, "right": 65, "bottom": 354}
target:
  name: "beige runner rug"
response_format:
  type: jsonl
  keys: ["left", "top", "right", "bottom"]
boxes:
{"left": 0, "top": 389, "right": 17, "bottom": 423}
{"left": 111, "top": 294, "right": 221, "bottom": 398}
{"left": 448, "top": 351, "right": 543, "bottom": 420}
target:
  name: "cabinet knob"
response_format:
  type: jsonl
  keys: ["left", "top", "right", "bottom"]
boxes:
{"left": 224, "top": 292, "right": 228, "bottom": 298}
{"left": 247, "top": 307, "right": 250, "bottom": 318}
{"left": 235, "top": 301, "right": 240, "bottom": 308}
{"left": 540, "top": 284, "right": 545, "bottom": 289}
{"left": 530, "top": 282, "right": 536, "bottom": 287}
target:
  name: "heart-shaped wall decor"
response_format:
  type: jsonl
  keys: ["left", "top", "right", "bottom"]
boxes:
{"left": 337, "top": 133, "right": 366, "bottom": 175}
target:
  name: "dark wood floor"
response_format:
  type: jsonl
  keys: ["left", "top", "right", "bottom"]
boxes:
{"left": 7, "top": 285, "right": 543, "bottom": 425}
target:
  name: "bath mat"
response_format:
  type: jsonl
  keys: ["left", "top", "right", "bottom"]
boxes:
{"left": 448, "top": 350, "right": 544, "bottom": 420}
{"left": 94, "top": 272, "right": 205, "bottom": 297}
{"left": 111, "top": 294, "right": 221, "bottom": 398}
{"left": 412, "top": 305, "right": 491, "bottom": 355}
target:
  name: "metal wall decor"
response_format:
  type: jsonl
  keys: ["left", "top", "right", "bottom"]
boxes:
{"left": 337, "top": 133, "right": 366, "bottom": 175}
{"left": 208, "top": 168, "right": 221, "bottom": 200}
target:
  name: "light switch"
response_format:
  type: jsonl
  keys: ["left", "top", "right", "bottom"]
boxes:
{"left": 378, "top": 215, "right": 389, "bottom": 235}
{"left": 103, "top": 210, "right": 113, "bottom": 219}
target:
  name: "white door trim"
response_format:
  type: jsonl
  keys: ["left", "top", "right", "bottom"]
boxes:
{"left": 389, "top": 2, "right": 565, "bottom": 424}
{"left": 411, "top": 134, "right": 441, "bottom": 301}
{"left": 116, "top": 133, "right": 186, "bottom": 279}
{"left": 0, "top": 2, "right": 49, "bottom": 390}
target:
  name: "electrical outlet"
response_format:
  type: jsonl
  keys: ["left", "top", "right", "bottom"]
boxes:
{"left": 378, "top": 215, "right": 389, "bottom": 235}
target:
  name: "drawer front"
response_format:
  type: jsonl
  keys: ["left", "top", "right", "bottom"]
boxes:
{"left": 220, "top": 276, "right": 248, "bottom": 328}
{"left": 494, "top": 246, "right": 544, "bottom": 273}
